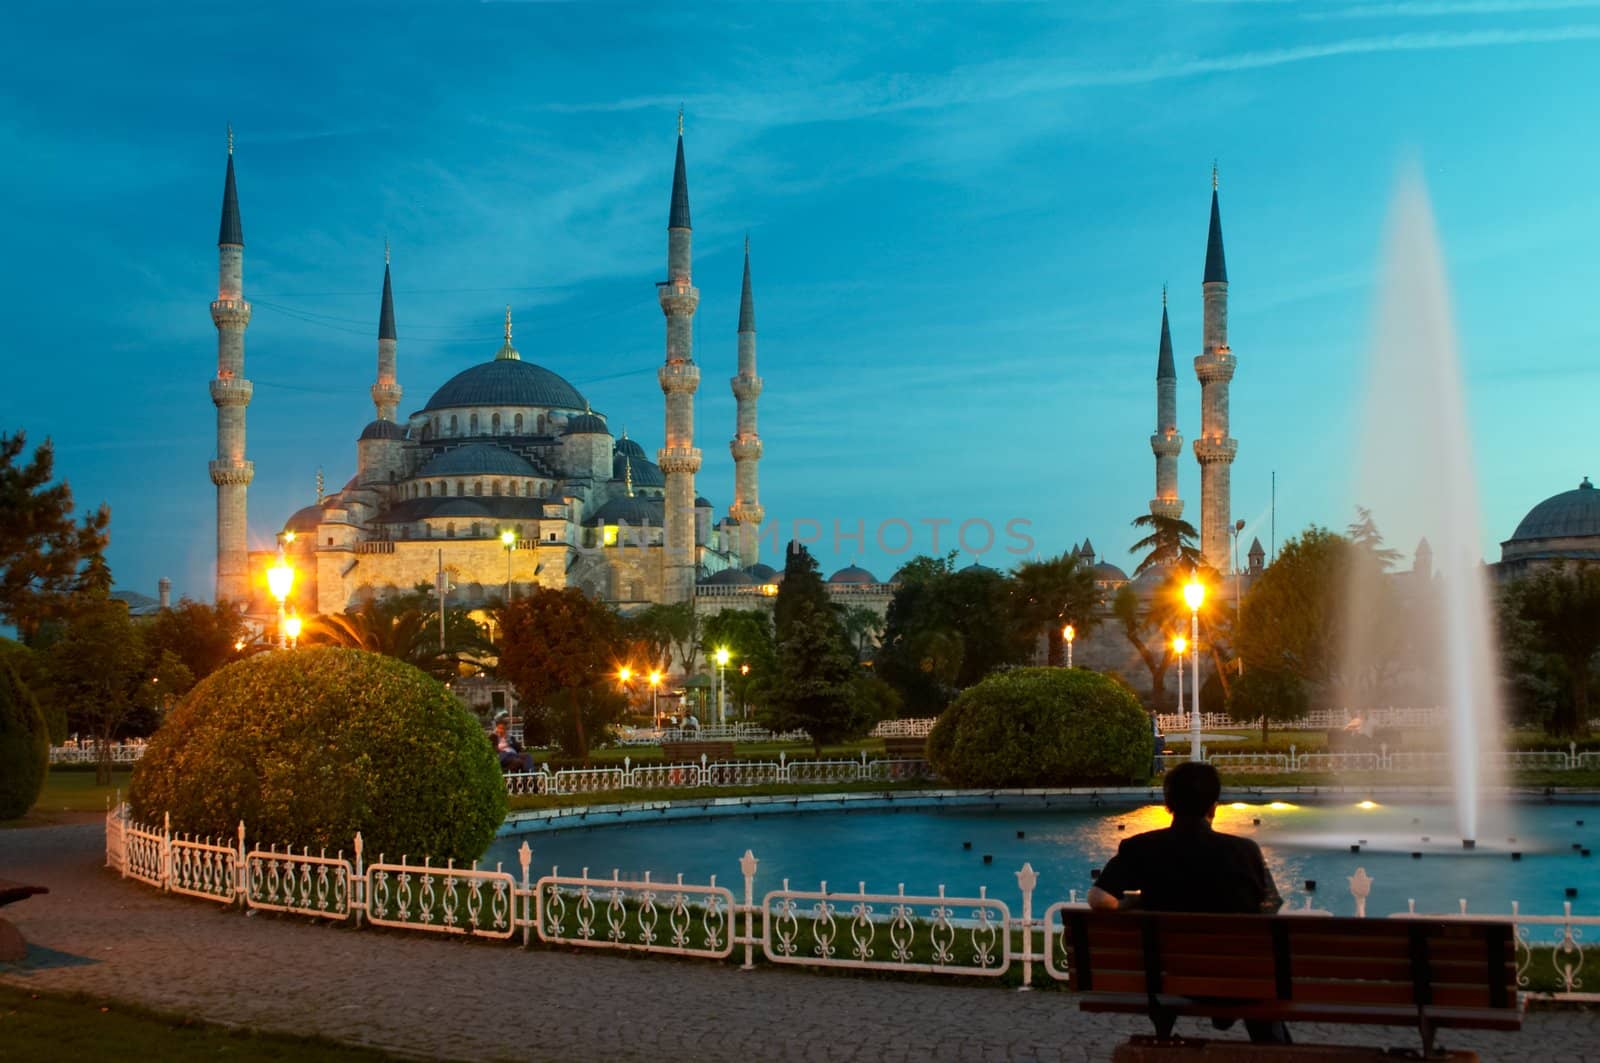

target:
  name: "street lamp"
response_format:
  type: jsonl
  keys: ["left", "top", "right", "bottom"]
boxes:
{"left": 266, "top": 555, "right": 295, "bottom": 650}
{"left": 1183, "top": 574, "right": 1206, "bottom": 762}
{"left": 1172, "top": 634, "right": 1188, "bottom": 728}
{"left": 648, "top": 669, "right": 663, "bottom": 729}
{"left": 714, "top": 646, "right": 731, "bottom": 727}
{"left": 500, "top": 529, "right": 516, "bottom": 601}
{"left": 284, "top": 615, "right": 302, "bottom": 649}
{"left": 1063, "top": 623, "right": 1076, "bottom": 669}
{"left": 1231, "top": 518, "right": 1246, "bottom": 676}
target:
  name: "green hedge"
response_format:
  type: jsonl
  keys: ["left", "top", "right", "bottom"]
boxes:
{"left": 130, "top": 648, "right": 505, "bottom": 863}
{"left": 0, "top": 660, "right": 49, "bottom": 819}
{"left": 928, "top": 667, "right": 1152, "bottom": 787}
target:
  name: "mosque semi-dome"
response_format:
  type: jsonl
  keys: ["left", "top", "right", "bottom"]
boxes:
{"left": 1093, "top": 560, "right": 1130, "bottom": 583}
{"left": 701, "top": 568, "right": 756, "bottom": 587}
{"left": 417, "top": 443, "right": 539, "bottom": 478}
{"left": 614, "top": 436, "right": 647, "bottom": 460}
{"left": 284, "top": 504, "right": 324, "bottom": 534}
{"left": 358, "top": 419, "right": 408, "bottom": 441}
{"left": 1508, "top": 478, "right": 1600, "bottom": 543}
{"left": 584, "top": 494, "right": 665, "bottom": 527}
{"left": 829, "top": 564, "right": 879, "bottom": 584}
{"left": 422, "top": 359, "right": 587, "bottom": 413}
{"left": 562, "top": 412, "right": 609, "bottom": 436}
{"left": 745, "top": 563, "right": 778, "bottom": 581}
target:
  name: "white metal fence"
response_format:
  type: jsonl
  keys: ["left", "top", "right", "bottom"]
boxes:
{"left": 870, "top": 718, "right": 938, "bottom": 738}
{"left": 503, "top": 753, "right": 933, "bottom": 796}
{"left": 103, "top": 802, "right": 1600, "bottom": 999}
{"left": 49, "top": 741, "right": 146, "bottom": 765}
{"left": 1205, "top": 743, "right": 1600, "bottom": 775}
{"left": 1156, "top": 706, "right": 1450, "bottom": 734}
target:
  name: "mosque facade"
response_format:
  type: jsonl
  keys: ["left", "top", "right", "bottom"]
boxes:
{"left": 211, "top": 124, "right": 772, "bottom": 618}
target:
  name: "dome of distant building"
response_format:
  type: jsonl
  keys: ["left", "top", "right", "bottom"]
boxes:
{"left": 358, "top": 419, "right": 408, "bottom": 441}
{"left": 417, "top": 444, "right": 538, "bottom": 479}
{"left": 562, "top": 412, "right": 609, "bottom": 436}
{"left": 1509, "top": 478, "right": 1600, "bottom": 542}
{"left": 284, "top": 504, "right": 324, "bottom": 534}
{"left": 1499, "top": 477, "right": 1600, "bottom": 579}
{"left": 701, "top": 568, "right": 756, "bottom": 586}
{"left": 694, "top": 495, "right": 712, "bottom": 508}
{"left": 1093, "top": 560, "right": 1129, "bottom": 583}
{"left": 422, "top": 359, "right": 587, "bottom": 413}
{"left": 829, "top": 564, "right": 878, "bottom": 584}
{"left": 614, "top": 436, "right": 647, "bottom": 461}
{"left": 745, "top": 562, "right": 778, "bottom": 581}
{"left": 584, "top": 495, "right": 664, "bottom": 527}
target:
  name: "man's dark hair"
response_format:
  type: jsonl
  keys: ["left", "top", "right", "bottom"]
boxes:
{"left": 1163, "top": 762, "right": 1222, "bottom": 817}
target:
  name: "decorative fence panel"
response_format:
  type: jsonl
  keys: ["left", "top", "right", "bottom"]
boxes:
{"left": 504, "top": 757, "right": 934, "bottom": 796}
{"left": 246, "top": 848, "right": 355, "bottom": 920}
{"left": 535, "top": 869, "right": 736, "bottom": 959}
{"left": 703, "top": 760, "right": 784, "bottom": 787}
{"left": 104, "top": 805, "right": 1600, "bottom": 1002}
{"left": 364, "top": 858, "right": 517, "bottom": 940}
{"left": 864, "top": 758, "right": 935, "bottom": 783}
{"left": 760, "top": 880, "right": 1013, "bottom": 976}
{"left": 870, "top": 718, "right": 937, "bottom": 738}
{"left": 548, "top": 767, "right": 628, "bottom": 794}
{"left": 781, "top": 759, "right": 861, "bottom": 785}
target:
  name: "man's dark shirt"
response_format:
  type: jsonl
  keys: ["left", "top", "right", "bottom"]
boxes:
{"left": 1095, "top": 816, "right": 1283, "bottom": 914}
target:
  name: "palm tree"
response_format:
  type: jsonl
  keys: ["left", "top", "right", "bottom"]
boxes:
{"left": 1013, "top": 553, "right": 1101, "bottom": 666}
{"left": 303, "top": 601, "right": 484, "bottom": 680}
{"left": 840, "top": 606, "right": 884, "bottom": 662}
{"left": 1130, "top": 513, "right": 1201, "bottom": 576}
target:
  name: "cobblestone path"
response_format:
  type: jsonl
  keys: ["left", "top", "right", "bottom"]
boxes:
{"left": 1, "top": 825, "right": 1594, "bottom": 1062}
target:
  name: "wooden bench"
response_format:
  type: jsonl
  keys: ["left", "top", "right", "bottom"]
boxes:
{"left": 663, "top": 741, "right": 735, "bottom": 764}
{"left": 1062, "top": 910, "right": 1521, "bottom": 1059}
{"left": 0, "top": 878, "right": 48, "bottom": 963}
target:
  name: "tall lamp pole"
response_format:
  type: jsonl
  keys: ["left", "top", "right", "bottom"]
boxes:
{"left": 1183, "top": 574, "right": 1206, "bottom": 762}
{"left": 648, "top": 670, "right": 663, "bottom": 730}
{"left": 714, "top": 647, "right": 731, "bottom": 727}
{"left": 1063, "top": 623, "right": 1076, "bottom": 669}
{"left": 500, "top": 529, "right": 516, "bottom": 601}
{"left": 266, "top": 550, "right": 295, "bottom": 651}
{"left": 1231, "top": 518, "right": 1246, "bottom": 676}
{"left": 1173, "top": 633, "right": 1188, "bottom": 729}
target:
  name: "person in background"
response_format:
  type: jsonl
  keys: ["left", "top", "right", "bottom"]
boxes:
{"left": 1086, "top": 761, "right": 1289, "bottom": 1045}
{"left": 492, "top": 711, "right": 533, "bottom": 773}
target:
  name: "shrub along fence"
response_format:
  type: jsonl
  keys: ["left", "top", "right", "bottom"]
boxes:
{"left": 104, "top": 802, "right": 1600, "bottom": 999}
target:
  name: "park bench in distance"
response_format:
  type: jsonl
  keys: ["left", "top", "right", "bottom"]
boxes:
{"left": 0, "top": 878, "right": 49, "bottom": 963}
{"left": 663, "top": 741, "right": 736, "bottom": 764}
{"left": 1063, "top": 910, "right": 1520, "bottom": 1061}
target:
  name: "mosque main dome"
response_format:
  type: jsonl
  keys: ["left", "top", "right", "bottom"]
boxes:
{"left": 422, "top": 359, "right": 587, "bottom": 413}
{"left": 1508, "top": 478, "right": 1600, "bottom": 543}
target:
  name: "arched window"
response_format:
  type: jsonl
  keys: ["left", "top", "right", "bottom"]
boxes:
{"left": 491, "top": 412, "right": 501, "bottom": 435}
{"left": 537, "top": 414, "right": 547, "bottom": 434}
{"left": 425, "top": 482, "right": 432, "bottom": 498}
{"left": 474, "top": 481, "right": 483, "bottom": 497}
{"left": 457, "top": 480, "right": 465, "bottom": 497}
{"left": 514, "top": 413, "right": 524, "bottom": 434}
{"left": 447, "top": 522, "right": 456, "bottom": 538}
{"left": 432, "top": 417, "right": 440, "bottom": 437}
{"left": 471, "top": 522, "right": 482, "bottom": 537}
{"left": 469, "top": 413, "right": 479, "bottom": 435}
{"left": 449, "top": 415, "right": 458, "bottom": 436}
{"left": 491, "top": 480, "right": 501, "bottom": 496}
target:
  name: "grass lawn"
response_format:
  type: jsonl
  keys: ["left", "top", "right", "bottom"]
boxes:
{"left": 0, "top": 984, "right": 404, "bottom": 1061}
{"left": 0, "top": 768, "right": 132, "bottom": 829}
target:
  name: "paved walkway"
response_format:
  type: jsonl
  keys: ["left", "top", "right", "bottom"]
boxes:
{"left": 1, "top": 825, "right": 1594, "bottom": 1062}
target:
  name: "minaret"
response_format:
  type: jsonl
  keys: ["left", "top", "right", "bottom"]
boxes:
{"left": 372, "top": 241, "right": 401, "bottom": 421}
{"left": 210, "top": 127, "right": 254, "bottom": 604}
{"left": 728, "top": 235, "right": 765, "bottom": 568}
{"left": 1150, "top": 286, "right": 1184, "bottom": 521}
{"left": 657, "top": 113, "right": 703, "bottom": 604}
{"left": 1194, "top": 165, "right": 1238, "bottom": 572}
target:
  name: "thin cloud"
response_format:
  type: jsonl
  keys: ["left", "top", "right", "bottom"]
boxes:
{"left": 1309, "top": 1, "right": 1600, "bottom": 17}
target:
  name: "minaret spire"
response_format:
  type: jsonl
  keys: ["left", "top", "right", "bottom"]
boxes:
{"left": 210, "top": 128, "right": 254, "bottom": 604}
{"left": 372, "top": 247, "right": 400, "bottom": 416}
{"left": 1150, "top": 289, "right": 1183, "bottom": 521}
{"left": 496, "top": 304, "right": 520, "bottom": 360}
{"left": 729, "top": 236, "right": 765, "bottom": 567}
{"left": 1195, "top": 165, "right": 1238, "bottom": 570}
{"left": 657, "top": 116, "right": 702, "bottom": 603}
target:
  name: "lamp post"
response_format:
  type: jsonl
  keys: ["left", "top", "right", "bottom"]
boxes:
{"left": 739, "top": 663, "right": 750, "bottom": 719}
{"left": 648, "top": 669, "right": 663, "bottom": 730}
{"left": 1063, "top": 623, "right": 1076, "bottom": 669}
{"left": 284, "top": 615, "right": 302, "bottom": 649}
{"left": 266, "top": 553, "right": 295, "bottom": 650}
{"left": 1231, "top": 518, "right": 1246, "bottom": 676}
{"left": 714, "top": 646, "right": 731, "bottom": 727}
{"left": 500, "top": 529, "right": 516, "bottom": 601}
{"left": 1183, "top": 574, "right": 1206, "bottom": 762}
{"left": 1172, "top": 634, "right": 1188, "bottom": 729}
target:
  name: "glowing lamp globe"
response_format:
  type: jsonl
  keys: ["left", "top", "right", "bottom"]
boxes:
{"left": 1172, "top": 634, "right": 1188, "bottom": 656}
{"left": 284, "top": 616, "right": 303, "bottom": 641}
{"left": 714, "top": 647, "right": 731, "bottom": 667}
{"left": 500, "top": 530, "right": 516, "bottom": 547}
{"left": 266, "top": 561, "right": 295, "bottom": 603}
{"left": 619, "top": 666, "right": 633, "bottom": 683}
{"left": 1183, "top": 578, "right": 1206, "bottom": 612}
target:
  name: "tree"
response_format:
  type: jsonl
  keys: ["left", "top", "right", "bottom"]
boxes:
{"left": 1013, "top": 552, "right": 1100, "bottom": 666}
{"left": 1227, "top": 666, "right": 1310, "bottom": 741}
{"left": 495, "top": 587, "right": 628, "bottom": 760}
{"left": 1129, "top": 513, "right": 1201, "bottom": 577}
{"left": 632, "top": 601, "right": 699, "bottom": 679}
{"left": 1234, "top": 527, "right": 1348, "bottom": 695}
{"left": 145, "top": 598, "right": 250, "bottom": 684}
{"left": 1347, "top": 506, "right": 1402, "bottom": 571}
{"left": 1512, "top": 563, "right": 1600, "bottom": 737}
{"left": 303, "top": 601, "right": 486, "bottom": 681}
{"left": 766, "top": 601, "right": 864, "bottom": 753}
{"left": 1112, "top": 583, "right": 1177, "bottom": 709}
{"left": 45, "top": 594, "right": 148, "bottom": 784}
{"left": 773, "top": 542, "right": 835, "bottom": 639}
{"left": 700, "top": 609, "right": 777, "bottom": 717}
{"left": 0, "top": 431, "right": 110, "bottom": 640}
{"left": 839, "top": 605, "right": 884, "bottom": 663}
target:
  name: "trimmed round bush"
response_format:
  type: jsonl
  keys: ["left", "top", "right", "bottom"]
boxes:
{"left": 0, "top": 660, "right": 50, "bottom": 820}
{"left": 130, "top": 648, "right": 506, "bottom": 863}
{"left": 928, "top": 667, "right": 1153, "bottom": 787}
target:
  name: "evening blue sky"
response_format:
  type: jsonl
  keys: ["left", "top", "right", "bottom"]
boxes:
{"left": 2, "top": 1, "right": 1597, "bottom": 601}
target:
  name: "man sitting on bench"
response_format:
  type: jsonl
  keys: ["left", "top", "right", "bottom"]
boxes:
{"left": 1086, "top": 762, "right": 1290, "bottom": 1045}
